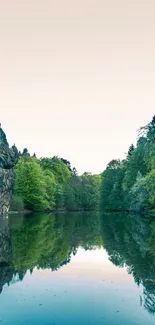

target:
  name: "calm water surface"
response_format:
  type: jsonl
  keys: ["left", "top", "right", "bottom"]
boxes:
{"left": 0, "top": 212, "right": 155, "bottom": 324}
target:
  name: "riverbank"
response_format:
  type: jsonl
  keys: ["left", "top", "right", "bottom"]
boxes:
{"left": 8, "top": 207, "right": 102, "bottom": 215}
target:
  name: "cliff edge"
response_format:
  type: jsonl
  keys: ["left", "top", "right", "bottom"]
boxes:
{"left": 0, "top": 126, "right": 18, "bottom": 215}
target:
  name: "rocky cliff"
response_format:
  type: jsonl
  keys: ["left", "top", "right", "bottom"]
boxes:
{"left": 0, "top": 127, "right": 18, "bottom": 216}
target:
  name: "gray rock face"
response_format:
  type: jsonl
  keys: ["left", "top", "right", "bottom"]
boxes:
{"left": 0, "top": 127, "right": 18, "bottom": 216}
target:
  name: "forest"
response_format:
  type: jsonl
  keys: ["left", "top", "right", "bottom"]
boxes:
{"left": 11, "top": 115, "right": 155, "bottom": 213}
{"left": 11, "top": 154, "right": 101, "bottom": 212}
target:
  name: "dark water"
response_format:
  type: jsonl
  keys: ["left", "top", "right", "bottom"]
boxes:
{"left": 0, "top": 211, "right": 155, "bottom": 324}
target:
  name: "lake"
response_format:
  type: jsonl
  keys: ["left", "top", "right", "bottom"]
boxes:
{"left": 0, "top": 211, "right": 155, "bottom": 324}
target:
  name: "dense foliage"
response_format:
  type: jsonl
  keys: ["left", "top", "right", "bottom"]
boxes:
{"left": 101, "top": 116, "right": 155, "bottom": 212}
{"left": 10, "top": 115, "right": 155, "bottom": 212}
{"left": 12, "top": 153, "right": 101, "bottom": 212}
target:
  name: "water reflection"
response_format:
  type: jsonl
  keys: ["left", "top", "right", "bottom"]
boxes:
{"left": 102, "top": 213, "right": 155, "bottom": 314}
{"left": 0, "top": 211, "right": 155, "bottom": 316}
{"left": 0, "top": 216, "right": 13, "bottom": 294}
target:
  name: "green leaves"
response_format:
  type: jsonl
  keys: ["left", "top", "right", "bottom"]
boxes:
{"left": 13, "top": 155, "right": 102, "bottom": 212}
{"left": 12, "top": 114, "right": 155, "bottom": 213}
{"left": 101, "top": 160, "right": 125, "bottom": 210}
{"left": 14, "top": 158, "right": 50, "bottom": 211}
{"left": 145, "top": 169, "right": 155, "bottom": 206}
{"left": 100, "top": 115, "right": 155, "bottom": 212}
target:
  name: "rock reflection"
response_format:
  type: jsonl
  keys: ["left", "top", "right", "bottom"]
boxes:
{"left": 0, "top": 216, "right": 13, "bottom": 294}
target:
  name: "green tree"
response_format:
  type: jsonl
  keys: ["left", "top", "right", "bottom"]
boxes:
{"left": 14, "top": 158, "right": 49, "bottom": 211}
{"left": 145, "top": 169, "right": 155, "bottom": 208}
{"left": 79, "top": 173, "right": 102, "bottom": 210}
{"left": 130, "top": 172, "right": 148, "bottom": 212}
{"left": 39, "top": 157, "right": 71, "bottom": 209}
{"left": 101, "top": 160, "right": 125, "bottom": 210}
{"left": 43, "top": 170, "right": 57, "bottom": 209}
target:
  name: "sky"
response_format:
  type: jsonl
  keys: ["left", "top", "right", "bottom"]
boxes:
{"left": 0, "top": 0, "right": 155, "bottom": 174}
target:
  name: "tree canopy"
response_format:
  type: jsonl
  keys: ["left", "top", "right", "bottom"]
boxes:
{"left": 9, "top": 115, "right": 155, "bottom": 213}
{"left": 101, "top": 115, "right": 155, "bottom": 212}
{"left": 12, "top": 156, "right": 101, "bottom": 212}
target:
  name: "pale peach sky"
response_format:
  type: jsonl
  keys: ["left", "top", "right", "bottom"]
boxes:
{"left": 0, "top": 1, "right": 155, "bottom": 173}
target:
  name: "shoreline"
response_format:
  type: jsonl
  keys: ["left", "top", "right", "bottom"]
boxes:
{"left": 8, "top": 208, "right": 155, "bottom": 215}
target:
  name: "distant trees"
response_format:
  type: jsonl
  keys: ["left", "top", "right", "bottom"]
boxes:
{"left": 101, "top": 160, "right": 125, "bottom": 210}
{"left": 65, "top": 173, "right": 102, "bottom": 211}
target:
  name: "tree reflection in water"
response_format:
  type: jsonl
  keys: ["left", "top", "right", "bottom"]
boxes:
{"left": 0, "top": 211, "right": 155, "bottom": 315}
